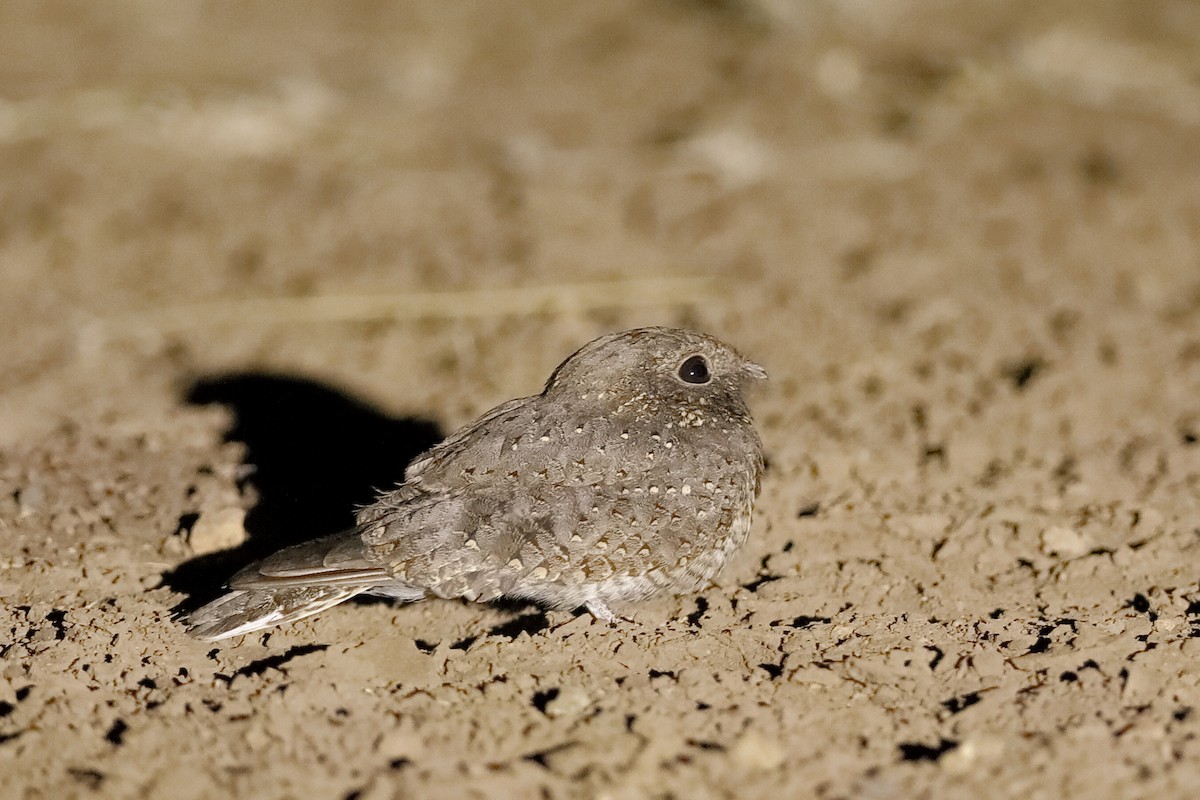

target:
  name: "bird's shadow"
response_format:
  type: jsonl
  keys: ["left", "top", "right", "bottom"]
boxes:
{"left": 163, "top": 372, "right": 443, "bottom": 612}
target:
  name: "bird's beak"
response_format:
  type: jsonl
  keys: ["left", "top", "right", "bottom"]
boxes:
{"left": 742, "top": 360, "right": 768, "bottom": 381}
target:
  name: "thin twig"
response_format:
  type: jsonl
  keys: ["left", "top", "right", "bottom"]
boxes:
{"left": 79, "top": 276, "right": 714, "bottom": 350}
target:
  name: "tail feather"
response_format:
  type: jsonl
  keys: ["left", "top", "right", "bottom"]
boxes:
{"left": 184, "top": 585, "right": 365, "bottom": 641}
{"left": 232, "top": 568, "right": 392, "bottom": 590}
{"left": 250, "top": 531, "right": 382, "bottom": 580}
{"left": 182, "top": 529, "right": 419, "bottom": 641}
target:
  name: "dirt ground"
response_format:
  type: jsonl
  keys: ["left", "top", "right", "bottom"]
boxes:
{"left": 4, "top": 2, "right": 1200, "bottom": 798}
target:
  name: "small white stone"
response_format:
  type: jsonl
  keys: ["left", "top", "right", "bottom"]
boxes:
{"left": 941, "top": 734, "right": 1005, "bottom": 776}
{"left": 188, "top": 508, "right": 247, "bottom": 555}
{"left": 1040, "top": 525, "right": 1091, "bottom": 559}
{"left": 681, "top": 485, "right": 692, "bottom": 496}
{"left": 731, "top": 730, "right": 785, "bottom": 770}
{"left": 544, "top": 686, "right": 592, "bottom": 719}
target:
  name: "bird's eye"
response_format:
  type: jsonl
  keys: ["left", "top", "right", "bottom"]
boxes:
{"left": 678, "top": 354, "right": 711, "bottom": 384}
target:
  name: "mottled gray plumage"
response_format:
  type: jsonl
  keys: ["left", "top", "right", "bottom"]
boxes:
{"left": 184, "top": 327, "right": 765, "bottom": 641}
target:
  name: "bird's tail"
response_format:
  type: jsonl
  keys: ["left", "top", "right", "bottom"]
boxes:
{"left": 180, "top": 528, "right": 423, "bottom": 641}
{"left": 183, "top": 585, "right": 366, "bottom": 641}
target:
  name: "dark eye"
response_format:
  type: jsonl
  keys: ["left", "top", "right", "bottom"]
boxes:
{"left": 678, "top": 354, "right": 711, "bottom": 384}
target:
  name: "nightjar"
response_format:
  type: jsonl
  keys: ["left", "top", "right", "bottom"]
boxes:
{"left": 184, "top": 327, "right": 766, "bottom": 641}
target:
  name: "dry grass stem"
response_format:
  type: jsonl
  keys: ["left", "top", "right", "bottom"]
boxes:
{"left": 80, "top": 277, "right": 715, "bottom": 350}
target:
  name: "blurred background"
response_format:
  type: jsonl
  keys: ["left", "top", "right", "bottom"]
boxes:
{"left": 4, "top": 1, "right": 1198, "bottom": 447}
